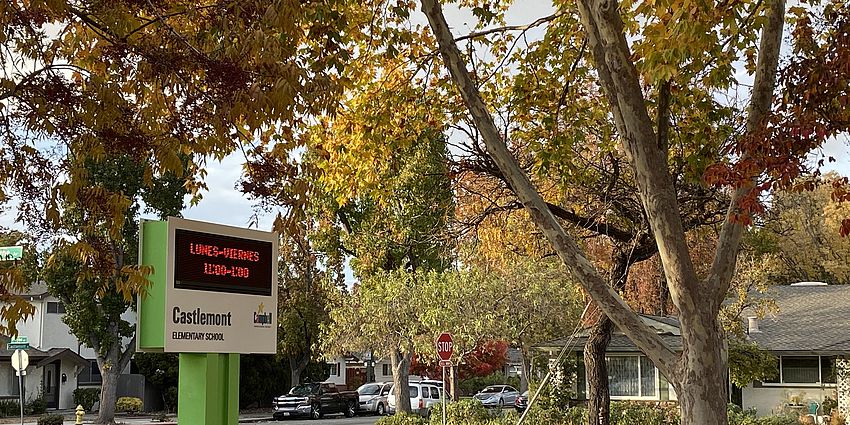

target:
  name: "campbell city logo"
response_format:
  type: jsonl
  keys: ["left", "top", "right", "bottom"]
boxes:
{"left": 253, "top": 302, "right": 273, "bottom": 327}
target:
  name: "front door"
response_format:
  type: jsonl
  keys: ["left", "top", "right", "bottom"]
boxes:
{"left": 345, "top": 367, "right": 365, "bottom": 390}
{"left": 42, "top": 361, "right": 59, "bottom": 409}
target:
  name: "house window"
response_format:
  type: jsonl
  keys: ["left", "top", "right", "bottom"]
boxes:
{"left": 382, "top": 364, "right": 390, "bottom": 376}
{"left": 606, "top": 355, "right": 657, "bottom": 398}
{"left": 764, "top": 356, "right": 835, "bottom": 385}
{"left": 822, "top": 357, "right": 836, "bottom": 384}
{"left": 78, "top": 361, "right": 102, "bottom": 385}
{"left": 46, "top": 302, "right": 65, "bottom": 314}
{"left": 328, "top": 363, "right": 338, "bottom": 377}
{"left": 782, "top": 357, "right": 819, "bottom": 383}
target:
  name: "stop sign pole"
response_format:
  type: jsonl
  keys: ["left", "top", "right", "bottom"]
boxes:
{"left": 436, "top": 333, "right": 453, "bottom": 425}
{"left": 11, "top": 349, "right": 28, "bottom": 425}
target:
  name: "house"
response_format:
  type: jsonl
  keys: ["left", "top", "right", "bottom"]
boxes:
{"left": 532, "top": 283, "right": 850, "bottom": 418}
{"left": 534, "top": 315, "right": 682, "bottom": 402}
{"left": 325, "top": 355, "right": 369, "bottom": 390}
{"left": 1, "top": 282, "right": 135, "bottom": 410}
{"left": 739, "top": 282, "right": 850, "bottom": 416}
{"left": 325, "top": 355, "right": 417, "bottom": 389}
{"left": 0, "top": 338, "right": 89, "bottom": 410}
{"left": 503, "top": 348, "right": 523, "bottom": 379}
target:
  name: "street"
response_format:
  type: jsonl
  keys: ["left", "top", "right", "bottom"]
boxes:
{"left": 255, "top": 415, "right": 381, "bottom": 425}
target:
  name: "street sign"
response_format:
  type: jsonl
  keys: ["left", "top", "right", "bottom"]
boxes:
{"left": 0, "top": 246, "right": 22, "bottom": 261}
{"left": 11, "top": 350, "right": 28, "bottom": 371}
{"left": 8, "top": 336, "right": 29, "bottom": 350}
{"left": 6, "top": 344, "right": 29, "bottom": 350}
{"left": 436, "top": 332, "right": 453, "bottom": 361}
{"left": 439, "top": 360, "right": 452, "bottom": 367}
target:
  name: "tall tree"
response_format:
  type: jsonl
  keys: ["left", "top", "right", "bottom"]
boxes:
{"left": 759, "top": 174, "right": 850, "bottom": 285}
{"left": 419, "top": 0, "right": 797, "bottom": 422}
{"left": 315, "top": 132, "right": 455, "bottom": 414}
{"left": 43, "top": 154, "right": 185, "bottom": 424}
{"left": 278, "top": 222, "right": 336, "bottom": 386}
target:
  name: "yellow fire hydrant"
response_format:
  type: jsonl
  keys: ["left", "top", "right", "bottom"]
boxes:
{"left": 75, "top": 405, "right": 85, "bottom": 425}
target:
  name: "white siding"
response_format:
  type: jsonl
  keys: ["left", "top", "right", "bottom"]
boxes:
{"left": 375, "top": 360, "right": 393, "bottom": 383}
{"left": 742, "top": 385, "right": 835, "bottom": 416}
{"left": 325, "top": 359, "right": 346, "bottom": 386}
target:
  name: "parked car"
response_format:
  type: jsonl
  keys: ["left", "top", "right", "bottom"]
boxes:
{"left": 386, "top": 381, "right": 443, "bottom": 417}
{"left": 356, "top": 382, "right": 392, "bottom": 415}
{"left": 272, "top": 382, "right": 359, "bottom": 420}
{"left": 514, "top": 390, "right": 529, "bottom": 412}
{"left": 473, "top": 385, "right": 520, "bottom": 408}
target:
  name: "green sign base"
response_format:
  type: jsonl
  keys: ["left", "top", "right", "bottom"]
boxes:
{"left": 178, "top": 353, "right": 240, "bottom": 425}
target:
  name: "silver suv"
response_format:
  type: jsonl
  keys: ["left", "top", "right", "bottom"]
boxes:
{"left": 386, "top": 381, "right": 443, "bottom": 417}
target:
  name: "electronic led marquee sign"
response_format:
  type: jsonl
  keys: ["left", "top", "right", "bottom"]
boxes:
{"left": 137, "top": 217, "right": 279, "bottom": 355}
{"left": 174, "top": 229, "right": 273, "bottom": 296}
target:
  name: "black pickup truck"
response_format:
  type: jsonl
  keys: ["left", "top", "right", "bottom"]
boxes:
{"left": 273, "top": 382, "right": 359, "bottom": 420}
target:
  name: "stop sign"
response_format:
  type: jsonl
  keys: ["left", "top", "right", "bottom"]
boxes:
{"left": 435, "top": 332, "right": 453, "bottom": 361}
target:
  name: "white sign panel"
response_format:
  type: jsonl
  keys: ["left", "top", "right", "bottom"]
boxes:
{"left": 11, "top": 350, "right": 28, "bottom": 371}
{"left": 164, "top": 218, "right": 278, "bottom": 354}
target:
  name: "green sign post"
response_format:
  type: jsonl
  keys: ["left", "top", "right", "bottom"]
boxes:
{"left": 138, "top": 218, "right": 278, "bottom": 425}
{"left": 0, "top": 246, "right": 22, "bottom": 261}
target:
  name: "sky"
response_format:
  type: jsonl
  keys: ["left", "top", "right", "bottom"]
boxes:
{"left": 2, "top": 1, "right": 849, "bottom": 237}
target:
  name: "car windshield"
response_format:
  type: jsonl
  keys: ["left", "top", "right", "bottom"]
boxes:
{"left": 289, "top": 384, "right": 320, "bottom": 396}
{"left": 358, "top": 384, "right": 382, "bottom": 396}
{"left": 481, "top": 386, "right": 502, "bottom": 394}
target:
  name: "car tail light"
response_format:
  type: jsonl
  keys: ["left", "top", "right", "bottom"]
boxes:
{"left": 419, "top": 399, "right": 424, "bottom": 409}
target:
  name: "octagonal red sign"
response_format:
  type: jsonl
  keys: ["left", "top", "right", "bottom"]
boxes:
{"left": 436, "top": 332, "right": 453, "bottom": 361}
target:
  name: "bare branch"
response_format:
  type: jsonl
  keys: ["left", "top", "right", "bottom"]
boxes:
{"left": 455, "top": 12, "right": 564, "bottom": 43}
{"left": 709, "top": 0, "right": 786, "bottom": 309}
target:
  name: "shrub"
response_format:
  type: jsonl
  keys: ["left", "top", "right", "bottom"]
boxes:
{"left": 115, "top": 397, "right": 143, "bottom": 413}
{"left": 727, "top": 404, "right": 762, "bottom": 425}
{"left": 429, "top": 399, "right": 490, "bottom": 425}
{"left": 36, "top": 414, "right": 64, "bottom": 425}
{"left": 163, "top": 387, "right": 178, "bottom": 413}
{"left": 73, "top": 388, "right": 100, "bottom": 412}
{"left": 823, "top": 398, "right": 838, "bottom": 416}
{"left": 26, "top": 396, "right": 47, "bottom": 415}
{"left": 0, "top": 399, "right": 20, "bottom": 417}
{"left": 511, "top": 404, "right": 584, "bottom": 425}
{"left": 757, "top": 414, "right": 799, "bottom": 425}
{"left": 610, "top": 401, "right": 670, "bottom": 425}
{"left": 376, "top": 412, "right": 428, "bottom": 425}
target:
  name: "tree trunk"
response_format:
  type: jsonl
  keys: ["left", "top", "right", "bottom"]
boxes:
{"left": 585, "top": 316, "right": 614, "bottom": 425}
{"left": 391, "top": 348, "right": 413, "bottom": 413}
{"left": 92, "top": 330, "right": 134, "bottom": 424}
{"left": 449, "top": 363, "right": 459, "bottom": 400}
{"left": 519, "top": 348, "right": 530, "bottom": 392}
{"left": 289, "top": 353, "right": 309, "bottom": 387}
{"left": 95, "top": 358, "right": 120, "bottom": 424}
{"left": 585, "top": 254, "right": 629, "bottom": 425}
{"left": 674, "top": 312, "right": 728, "bottom": 425}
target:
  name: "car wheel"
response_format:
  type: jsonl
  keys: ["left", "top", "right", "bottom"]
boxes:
{"left": 345, "top": 401, "right": 356, "bottom": 417}
{"left": 310, "top": 403, "right": 322, "bottom": 420}
{"left": 377, "top": 403, "right": 385, "bottom": 416}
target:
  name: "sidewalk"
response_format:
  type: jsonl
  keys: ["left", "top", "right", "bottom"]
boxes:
{"left": 0, "top": 411, "right": 273, "bottom": 425}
